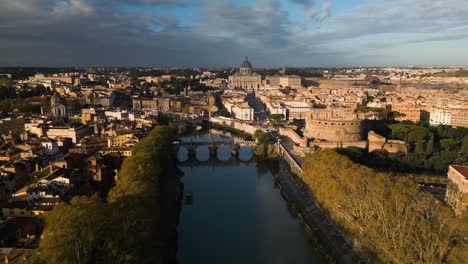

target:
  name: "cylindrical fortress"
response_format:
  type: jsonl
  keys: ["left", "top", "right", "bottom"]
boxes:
{"left": 305, "top": 107, "right": 362, "bottom": 142}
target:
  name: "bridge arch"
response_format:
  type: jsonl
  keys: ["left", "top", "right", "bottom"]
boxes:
{"left": 176, "top": 144, "right": 254, "bottom": 162}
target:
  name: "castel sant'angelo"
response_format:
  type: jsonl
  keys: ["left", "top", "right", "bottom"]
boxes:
{"left": 304, "top": 107, "right": 363, "bottom": 142}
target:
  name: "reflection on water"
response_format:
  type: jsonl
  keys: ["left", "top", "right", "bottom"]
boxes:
{"left": 177, "top": 131, "right": 327, "bottom": 264}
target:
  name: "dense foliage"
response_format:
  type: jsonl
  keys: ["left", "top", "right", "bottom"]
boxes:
{"left": 356, "top": 106, "right": 402, "bottom": 120}
{"left": 159, "top": 78, "right": 212, "bottom": 94}
{"left": 356, "top": 106, "right": 388, "bottom": 113}
{"left": 387, "top": 123, "right": 468, "bottom": 172}
{"left": 0, "top": 99, "right": 43, "bottom": 113}
{"left": 253, "top": 129, "right": 277, "bottom": 159}
{"left": 342, "top": 123, "right": 468, "bottom": 173}
{"left": 129, "top": 68, "right": 200, "bottom": 78}
{"left": 268, "top": 114, "right": 285, "bottom": 121}
{"left": 302, "top": 150, "right": 467, "bottom": 263}
{"left": 0, "top": 67, "right": 86, "bottom": 80}
{"left": 0, "top": 84, "right": 50, "bottom": 113}
{"left": 30, "top": 126, "right": 177, "bottom": 264}
{"left": 0, "top": 84, "right": 50, "bottom": 100}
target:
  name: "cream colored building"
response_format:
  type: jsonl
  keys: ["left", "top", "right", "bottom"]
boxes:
{"left": 450, "top": 108, "right": 468, "bottom": 128}
{"left": 430, "top": 108, "right": 468, "bottom": 128}
{"left": 279, "top": 75, "right": 302, "bottom": 88}
{"left": 284, "top": 101, "right": 311, "bottom": 120}
{"left": 368, "top": 131, "right": 408, "bottom": 154}
{"left": 28, "top": 73, "right": 73, "bottom": 84}
{"left": 232, "top": 102, "right": 255, "bottom": 121}
{"left": 304, "top": 107, "right": 362, "bottom": 142}
{"left": 391, "top": 103, "right": 427, "bottom": 122}
{"left": 266, "top": 101, "right": 287, "bottom": 116}
{"left": 430, "top": 108, "right": 451, "bottom": 126}
{"left": 228, "top": 57, "right": 262, "bottom": 91}
{"left": 46, "top": 125, "right": 90, "bottom": 143}
{"left": 107, "top": 134, "right": 139, "bottom": 147}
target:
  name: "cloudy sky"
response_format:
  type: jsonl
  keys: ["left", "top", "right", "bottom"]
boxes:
{"left": 1, "top": 0, "right": 467, "bottom": 67}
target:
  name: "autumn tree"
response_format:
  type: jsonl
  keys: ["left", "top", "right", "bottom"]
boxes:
{"left": 301, "top": 149, "right": 467, "bottom": 263}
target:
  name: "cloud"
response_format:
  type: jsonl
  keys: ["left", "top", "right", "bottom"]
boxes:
{"left": 290, "top": 0, "right": 332, "bottom": 24}
{"left": 290, "top": 0, "right": 318, "bottom": 8}
{"left": 296, "top": 0, "right": 468, "bottom": 55}
{"left": 0, "top": 0, "right": 467, "bottom": 67}
{"left": 199, "top": 0, "right": 291, "bottom": 48}
{"left": 316, "top": 1, "right": 331, "bottom": 22}
{"left": 0, "top": 0, "right": 259, "bottom": 66}
{"left": 52, "top": 0, "right": 94, "bottom": 16}
{"left": 290, "top": 0, "right": 468, "bottom": 66}
{"left": 116, "top": 0, "right": 188, "bottom": 5}
{"left": 324, "top": 0, "right": 468, "bottom": 39}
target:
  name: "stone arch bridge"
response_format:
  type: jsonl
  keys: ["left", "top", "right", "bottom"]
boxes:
{"left": 174, "top": 137, "right": 256, "bottom": 158}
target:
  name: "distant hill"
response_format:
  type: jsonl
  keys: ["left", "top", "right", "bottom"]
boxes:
{"left": 424, "top": 69, "right": 468, "bottom": 77}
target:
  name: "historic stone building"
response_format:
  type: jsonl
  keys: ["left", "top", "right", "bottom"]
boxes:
{"left": 446, "top": 165, "right": 468, "bottom": 217}
{"left": 50, "top": 93, "right": 67, "bottom": 117}
{"left": 228, "top": 57, "right": 262, "bottom": 91}
{"left": 304, "top": 107, "right": 362, "bottom": 142}
{"left": 368, "top": 131, "right": 408, "bottom": 154}
{"left": 279, "top": 75, "right": 302, "bottom": 88}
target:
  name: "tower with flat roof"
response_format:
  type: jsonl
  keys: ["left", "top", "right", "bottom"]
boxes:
{"left": 446, "top": 165, "right": 468, "bottom": 217}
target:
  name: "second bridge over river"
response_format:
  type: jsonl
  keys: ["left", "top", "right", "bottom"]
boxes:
{"left": 174, "top": 137, "right": 256, "bottom": 157}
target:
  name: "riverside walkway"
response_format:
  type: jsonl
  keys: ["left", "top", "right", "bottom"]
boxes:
{"left": 277, "top": 151, "right": 364, "bottom": 264}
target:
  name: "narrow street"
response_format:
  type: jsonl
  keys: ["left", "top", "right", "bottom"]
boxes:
{"left": 247, "top": 92, "right": 267, "bottom": 122}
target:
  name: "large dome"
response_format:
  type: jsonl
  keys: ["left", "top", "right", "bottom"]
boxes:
{"left": 240, "top": 56, "right": 252, "bottom": 68}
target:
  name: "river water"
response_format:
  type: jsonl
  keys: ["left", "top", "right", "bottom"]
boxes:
{"left": 176, "top": 131, "right": 327, "bottom": 264}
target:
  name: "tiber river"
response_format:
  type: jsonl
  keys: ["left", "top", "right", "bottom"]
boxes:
{"left": 176, "top": 130, "right": 328, "bottom": 264}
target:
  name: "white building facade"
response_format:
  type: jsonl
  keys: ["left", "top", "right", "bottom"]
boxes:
{"left": 429, "top": 108, "right": 451, "bottom": 126}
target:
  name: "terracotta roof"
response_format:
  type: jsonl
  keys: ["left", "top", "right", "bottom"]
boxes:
{"left": 451, "top": 165, "right": 468, "bottom": 181}
{"left": 0, "top": 247, "right": 35, "bottom": 264}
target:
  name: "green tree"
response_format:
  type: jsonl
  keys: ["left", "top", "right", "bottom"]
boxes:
{"left": 461, "top": 135, "right": 468, "bottom": 156}
{"left": 34, "top": 126, "right": 178, "bottom": 264}
{"left": 407, "top": 127, "right": 429, "bottom": 143}
{"left": 425, "top": 134, "right": 434, "bottom": 155}
{"left": 36, "top": 195, "right": 110, "bottom": 264}
{"left": 440, "top": 138, "right": 457, "bottom": 150}
{"left": 253, "top": 129, "right": 274, "bottom": 145}
{"left": 414, "top": 138, "right": 425, "bottom": 154}
{"left": 446, "top": 127, "right": 455, "bottom": 139}
{"left": 268, "top": 114, "right": 285, "bottom": 121}
{"left": 253, "top": 129, "right": 276, "bottom": 158}
{"left": 437, "top": 124, "right": 444, "bottom": 137}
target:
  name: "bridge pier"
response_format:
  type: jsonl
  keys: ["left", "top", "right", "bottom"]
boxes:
{"left": 208, "top": 144, "right": 218, "bottom": 157}
{"left": 187, "top": 145, "right": 197, "bottom": 158}
{"left": 177, "top": 138, "right": 256, "bottom": 160}
{"left": 231, "top": 143, "right": 240, "bottom": 157}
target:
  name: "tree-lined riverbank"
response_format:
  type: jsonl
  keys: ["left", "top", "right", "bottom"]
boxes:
{"left": 275, "top": 160, "right": 360, "bottom": 263}
{"left": 302, "top": 149, "right": 467, "bottom": 263}
{"left": 29, "top": 126, "right": 180, "bottom": 264}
